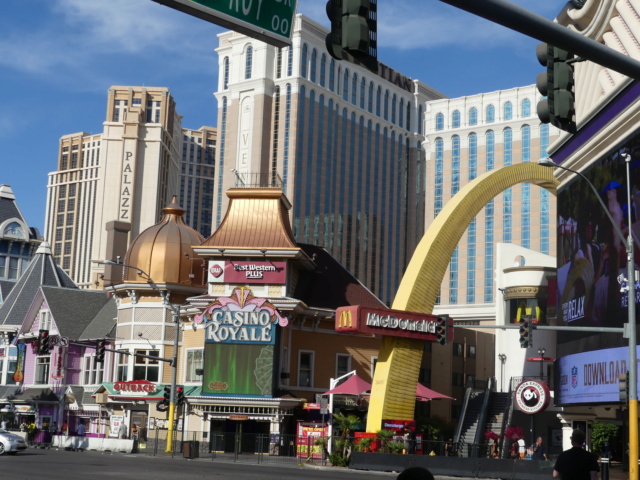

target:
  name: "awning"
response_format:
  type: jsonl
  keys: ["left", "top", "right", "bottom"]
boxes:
{"left": 322, "top": 375, "right": 371, "bottom": 396}
{"left": 10, "top": 388, "right": 59, "bottom": 404}
{"left": 416, "top": 383, "right": 455, "bottom": 402}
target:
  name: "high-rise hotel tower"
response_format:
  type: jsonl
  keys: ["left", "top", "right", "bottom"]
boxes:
{"left": 213, "top": 14, "right": 446, "bottom": 304}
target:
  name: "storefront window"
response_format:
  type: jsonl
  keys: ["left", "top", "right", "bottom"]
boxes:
{"left": 133, "top": 350, "right": 159, "bottom": 382}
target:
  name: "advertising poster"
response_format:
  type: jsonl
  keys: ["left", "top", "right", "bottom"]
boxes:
{"left": 296, "top": 422, "right": 328, "bottom": 459}
{"left": 556, "top": 135, "right": 640, "bottom": 356}
{"left": 109, "top": 415, "right": 124, "bottom": 438}
{"left": 554, "top": 345, "right": 640, "bottom": 405}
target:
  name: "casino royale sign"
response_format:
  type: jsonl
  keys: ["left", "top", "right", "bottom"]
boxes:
{"left": 335, "top": 306, "right": 440, "bottom": 341}
{"left": 194, "top": 286, "right": 288, "bottom": 345}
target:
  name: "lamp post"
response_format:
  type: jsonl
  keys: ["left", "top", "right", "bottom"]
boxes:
{"left": 537, "top": 347, "right": 546, "bottom": 379}
{"left": 539, "top": 158, "right": 637, "bottom": 480}
{"left": 498, "top": 353, "right": 507, "bottom": 392}
{"left": 96, "top": 259, "right": 181, "bottom": 454}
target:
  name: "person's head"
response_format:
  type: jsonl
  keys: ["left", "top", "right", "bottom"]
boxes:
{"left": 570, "top": 429, "right": 586, "bottom": 447}
{"left": 536, "top": 436, "right": 543, "bottom": 445}
{"left": 397, "top": 467, "right": 435, "bottom": 480}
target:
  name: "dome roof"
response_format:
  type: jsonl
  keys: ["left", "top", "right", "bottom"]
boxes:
{"left": 123, "top": 196, "right": 205, "bottom": 286}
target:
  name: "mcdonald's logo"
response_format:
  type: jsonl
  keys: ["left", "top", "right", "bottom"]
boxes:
{"left": 337, "top": 309, "right": 354, "bottom": 330}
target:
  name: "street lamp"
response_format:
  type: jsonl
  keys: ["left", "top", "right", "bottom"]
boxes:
{"left": 498, "top": 353, "right": 507, "bottom": 392}
{"left": 539, "top": 157, "right": 637, "bottom": 479}
{"left": 537, "top": 347, "right": 546, "bottom": 379}
{"left": 96, "top": 259, "right": 182, "bottom": 453}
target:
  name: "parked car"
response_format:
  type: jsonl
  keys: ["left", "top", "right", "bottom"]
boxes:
{"left": 0, "top": 428, "right": 27, "bottom": 455}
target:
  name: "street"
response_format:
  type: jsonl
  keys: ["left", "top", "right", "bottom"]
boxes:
{"left": 0, "top": 449, "right": 398, "bottom": 480}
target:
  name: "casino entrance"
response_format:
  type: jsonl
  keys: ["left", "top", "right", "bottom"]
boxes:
{"left": 209, "top": 418, "right": 270, "bottom": 454}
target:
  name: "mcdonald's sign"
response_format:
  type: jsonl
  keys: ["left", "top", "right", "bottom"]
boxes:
{"left": 335, "top": 306, "right": 445, "bottom": 342}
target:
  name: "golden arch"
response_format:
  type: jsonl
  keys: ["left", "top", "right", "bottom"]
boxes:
{"left": 366, "top": 163, "right": 559, "bottom": 431}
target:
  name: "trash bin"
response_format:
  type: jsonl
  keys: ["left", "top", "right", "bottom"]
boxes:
{"left": 183, "top": 440, "right": 199, "bottom": 459}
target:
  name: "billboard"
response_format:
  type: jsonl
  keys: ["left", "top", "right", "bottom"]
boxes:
{"left": 554, "top": 345, "right": 637, "bottom": 405}
{"left": 208, "top": 260, "right": 286, "bottom": 285}
{"left": 556, "top": 134, "right": 640, "bottom": 357}
{"left": 198, "top": 286, "right": 286, "bottom": 397}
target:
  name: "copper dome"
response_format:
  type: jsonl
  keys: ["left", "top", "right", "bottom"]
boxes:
{"left": 123, "top": 196, "right": 205, "bottom": 286}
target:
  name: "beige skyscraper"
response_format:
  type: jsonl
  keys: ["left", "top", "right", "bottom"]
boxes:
{"left": 45, "top": 86, "right": 184, "bottom": 288}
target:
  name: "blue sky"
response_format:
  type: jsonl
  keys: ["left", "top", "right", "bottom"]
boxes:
{"left": 1, "top": 0, "right": 562, "bottom": 234}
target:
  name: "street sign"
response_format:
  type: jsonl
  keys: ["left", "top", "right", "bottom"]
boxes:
{"left": 152, "top": 0, "right": 298, "bottom": 47}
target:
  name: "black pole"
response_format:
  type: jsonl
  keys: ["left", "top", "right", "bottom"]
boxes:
{"left": 438, "top": 0, "right": 640, "bottom": 79}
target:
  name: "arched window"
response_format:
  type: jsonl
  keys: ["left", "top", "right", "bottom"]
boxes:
{"left": 486, "top": 104, "right": 495, "bottom": 123}
{"left": 452, "top": 110, "right": 460, "bottom": 128}
{"left": 320, "top": 54, "right": 326, "bottom": 87}
{"left": 329, "top": 59, "right": 335, "bottom": 92}
{"left": 368, "top": 82, "right": 374, "bottom": 113}
{"left": 391, "top": 94, "right": 397, "bottom": 124}
{"left": 435, "top": 112, "right": 444, "bottom": 131}
{"left": 406, "top": 102, "right": 411, "bottom": 131}
{"left": 287, "top": 45, "right": 293, "bottom": 76}
{"left": 310, "top": 49, "right": 317, "bottom": 82}
{"left": 343, "top": 69, "right": 349, "bottom": 101}
{"left": 351, "top": 73, "right": 357, "bottom": 105}
{"left": 521, "top": 98, "right": 531, "bottom": 117}
{"left": 469, "top": 107, "right": 477, "bottom": 126}
{"left": 245, "top": 45, "right": 253, "bottom": 79}
{"left": 376, "top": 86, "right": 381, "bottom": 116}
{"left": 399, "top": 99, "right": 404, "bottom": 128}
{"left": 504, "top": 101, "right": 512, "bottom": 120}
{"left": 301, "top": 43, "right": 308, "bottom": 78}
{"left": 383, "top": 90, "right": 389, "bottom": 121}
{"left": 360, "top": 77, "right": 366, "bottom": 109}
{"left": 223, "top": 56, "right": 229, "bottom": 90}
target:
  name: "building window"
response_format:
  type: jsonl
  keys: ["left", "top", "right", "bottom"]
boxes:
{"left": 467, "top": 345, "right": 476, "bottom": 359}
{"left": 116, "top": 352, "right": 129, "bottom": 381}
{"left": 223, "top": 56, "right": 230, "bottom": 89}
{"left": 133, "top": 350, "right": 159, "bottom": 382}
{"left": 504, "top": 101, "right": 513, "bottom": 120}
{"left": 298, "top": 351, "right": 314, "bottom": 387}
{"left": 310, "top": 48, "right": 317, "bottom": 82}
{"left": 4, "top": 222, "right": 24, "bottom": 238}
{"left": 301, "top": 43, "right": 308, "bottom": 78}
{"left": 452, "top": 110, "right": 460, "bottom": 128}
{"left": 186, "top": 349, "right": 203, "bottom": 382}
{"left": 469, "top": 107, "right": 478, "bottom": 126}
{"left": 452, "top": 372, "right": 464, "bottom": 387}
{"left": 320, "top": 54, "right": 326, "bottom": 87}
{"left": 336, "top": 354, "right": 352, "bottom": 378}
{"left": 39, "top": 310, "right": 51, "bottom": 331}
{"left": 83, "top": 355, "right": 103, "bottom": 385}
{"left": 245, "top": 45, "right": 253, "bottom": 79}
{"left": 486, "top": 104, "right": 495, "bottom": 123}
{"left": 435, "top": 112, "right": 444, "bottom": 131}
{"left": 521, "top": 98, "right": 531, "bottom": 117}
{"left": 371, "top": 356, "right": 378, "bottom": 378}
{"left": 35, "top": 357, "right": 50, "bottom": 384}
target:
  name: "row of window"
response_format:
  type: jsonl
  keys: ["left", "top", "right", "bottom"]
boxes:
{"left": 434, "top": 99, "right": 533, "bottom": 130}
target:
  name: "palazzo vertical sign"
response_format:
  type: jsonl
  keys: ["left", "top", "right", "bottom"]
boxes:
{"left": 119, "top": 151, "right": 134, "bottom": 221}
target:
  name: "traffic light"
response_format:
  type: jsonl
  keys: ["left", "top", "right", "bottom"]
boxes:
{"left": 96, "top": 339, "right": 106, "bottom": 363}
{"left": 436, "top": 314, "right": 449, "bottom": 345}
{"left": 163, "top": 385, "right": 171, "bottom": 404}
{"left": 37, "top": 329, "right": 50, "bottom": 354}
{"left": 326, "top": 0, "right": 377, "bottom": 71}
{"left": 519, "top": 318, "right": 533, "bottom": 348}
{"left": 619, "top": 372, "right": 629, "bottom": 403}
{"left": 536, "top": 43, "right": 576, "bottom": 133}
{"left": 176, "top": 386, "right": 185, "bottom": 407}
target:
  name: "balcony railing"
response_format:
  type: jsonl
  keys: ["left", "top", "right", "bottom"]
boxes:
{"left": 233, "top": 171, "right": 283, "bottom": 189}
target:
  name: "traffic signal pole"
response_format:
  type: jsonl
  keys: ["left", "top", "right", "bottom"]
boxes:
{"left": 438, "top": 0, "right": 640, "bottom": 79}
{"left": 165, "top": 306, "right": 180, "bottom": 453}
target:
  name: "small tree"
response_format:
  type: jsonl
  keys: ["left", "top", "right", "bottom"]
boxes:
{"left": 327, "top": 412, "right": 362, "bottom": 466}
{"left": 591, "top": 422, "right": 619, "bottom": 456}
{"left": 376, "top": 429, "right": 396, "bottom": 453}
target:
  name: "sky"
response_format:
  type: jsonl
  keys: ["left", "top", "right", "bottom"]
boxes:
{"left": 0, "top": 0, "right": 564, "bottom": 234}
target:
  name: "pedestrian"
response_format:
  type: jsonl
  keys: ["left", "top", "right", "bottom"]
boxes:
{"left": 117, "top": 422, "right": 128, "bottom": 439}
{"left": 77, "top": 421, "right": 85, "bottom": 436}
{"left": 19, "top": 420, "right": 27, "bottom": 432}
{"left": 531, "top": 435, "right": 548, "bottom": 461}
{"left": 553, "top": 429, "right": 599, "bottom": 480}
{"left": 61, "top": 421, "right": 68, "bottom": 435}
{"left": 517, "top": 436, "right": 526, "bottom": 459}
{"left": 27, "top": 420, "right": 37, "bottom": 446}
{"left": 50, "top": 422, "right": 58, "bottom": 435}
{"left": 1, "top": 419, "right": 7, "bottom": 430}
{"left": 397, "top": 466, "right": 435, "bottom": 480}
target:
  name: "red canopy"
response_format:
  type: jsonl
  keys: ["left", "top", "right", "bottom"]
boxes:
{"left": 322, "top": 374, "right": 372, "bottom": 396}
{"left": 416, "top": 383, "right": 454, "bottom": 401}
{"left": 526, "top": 356, "right": 555, "bottom": 362}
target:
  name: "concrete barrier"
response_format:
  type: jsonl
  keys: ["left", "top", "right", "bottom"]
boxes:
{"left": 349, "top": 453, "right": 555, "bottom": 480}
{"left": 51, "top": 435, "right": 134, "bottom": 453}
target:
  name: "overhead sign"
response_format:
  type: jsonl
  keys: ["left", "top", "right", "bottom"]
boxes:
{"left": 152, "top": 0, "right": 298, "bottom": 47}
{"left": 335, "top": 306, "right": 443, "bottom": 342}
{"left": 208, "top": 260, "right": 286, "bottom": 285}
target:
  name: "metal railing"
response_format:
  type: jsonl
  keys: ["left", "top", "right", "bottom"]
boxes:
{"left": 232, "top": 171, "right": 283, "bottom": 188}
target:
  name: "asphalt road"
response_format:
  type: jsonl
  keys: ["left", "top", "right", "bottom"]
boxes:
{"left": 0, "top": 448, "right": 400, "bottom": 480}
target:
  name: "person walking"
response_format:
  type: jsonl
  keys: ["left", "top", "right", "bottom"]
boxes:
{"left": 553, "top": 429, "right": 599, "bottom": 480}
{"left": 531, "top": 436, "right": 548, "bottom": 461}
{"left": 117, "top": 422, "right": 127, "bottom": 439}
{"left": 517, "top": 436, "right": 526, "bottom": 459}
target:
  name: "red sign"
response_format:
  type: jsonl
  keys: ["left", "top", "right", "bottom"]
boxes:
{"left": 208, "top": 260, "right": 286, "bottom": 284}
{"left": 336, "top": 306, "right": 444, "bottom": 342}
{"left": 296, "top": 422, "right": 329, "bottom": 459}
{"left": 113, "top": 380, "right": 156, "bottom": 393}
{"left": 514, "top": 379, "right": 550, "bottom": 414}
